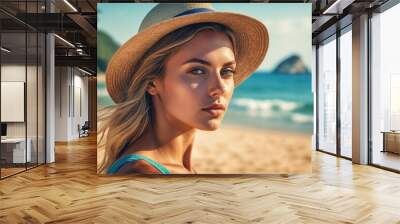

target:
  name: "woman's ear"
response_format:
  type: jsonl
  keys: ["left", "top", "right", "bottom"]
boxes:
{"left": 146, "top": 81, "right": 158, "bottom": 95}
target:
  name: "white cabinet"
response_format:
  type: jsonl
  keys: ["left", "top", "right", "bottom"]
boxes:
{"left": 1, "top": 138, "right": 32, "bottom": 163}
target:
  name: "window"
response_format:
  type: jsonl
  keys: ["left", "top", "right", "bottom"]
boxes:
{"left": 371, "top": 3, "right": 400, "bottom": 171}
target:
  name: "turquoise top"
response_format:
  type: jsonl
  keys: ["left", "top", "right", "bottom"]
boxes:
{"left": 107, "top": 154, "right": 170, "bottom": 174}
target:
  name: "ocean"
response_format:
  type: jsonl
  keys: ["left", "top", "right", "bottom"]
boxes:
{"left": 223, "top": 72, "right": 313, "bottom": 133}
{"left": 98, "top": 72, "right": 314, "bottom": 134}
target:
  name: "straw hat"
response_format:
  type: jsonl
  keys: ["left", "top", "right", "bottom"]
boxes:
{"left": 106, "top": 3, "right": 269, "bottom": 103}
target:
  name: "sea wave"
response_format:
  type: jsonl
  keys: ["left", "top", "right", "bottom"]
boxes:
{"left": 232, "top": 98, "right": 301, "bottom": 113}
{"left": 230, "top": 98, "right": 313, "bottom": 124}
{"left": 291, "top": 113, "right": 313, "bottom": 123}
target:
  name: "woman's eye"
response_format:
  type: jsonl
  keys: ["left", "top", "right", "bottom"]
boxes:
{"left": 190, "top": 68, "right": 206, "bottom": 75}
{"left": 221, "top": 68, "right": 235, "bottom": 77}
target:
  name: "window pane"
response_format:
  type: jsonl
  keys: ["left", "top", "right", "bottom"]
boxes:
{"left": 27, "top": 31, "right": 38, "bottom": 169}
{"left": 1, "top": 29, "right": 27, "bottom": 177}
{"left": 340, "top": 29, "right": 352, "bottom": 158}
{"left": 318, "top": 37, "right": 337, "bottom": 154}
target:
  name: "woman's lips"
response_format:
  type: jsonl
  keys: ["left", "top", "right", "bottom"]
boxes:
{"left": 202, "top": 108, "right": 225, "bottom": 117}
{"left": 202, "top": 104, "right": 226, "bottom": 117}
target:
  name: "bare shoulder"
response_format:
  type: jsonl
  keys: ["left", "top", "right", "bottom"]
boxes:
{"left": 116, "top": 160, "right": 161, "bottom": 174}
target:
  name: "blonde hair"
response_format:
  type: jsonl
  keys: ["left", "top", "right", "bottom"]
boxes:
{"left": 98, "top": 23, "right": 237, "bottom": 174}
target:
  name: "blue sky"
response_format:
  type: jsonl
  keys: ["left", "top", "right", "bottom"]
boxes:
{"left": 98, "top": 3, "right": 311, "bottom": 71}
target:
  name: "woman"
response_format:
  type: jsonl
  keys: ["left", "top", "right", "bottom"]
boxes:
{"left": 98, "top": 3, "right": 269, "bottom": 174}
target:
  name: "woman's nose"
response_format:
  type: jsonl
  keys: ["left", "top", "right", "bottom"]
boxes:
{"left": 209, "top": 72, "right": 227, "bottom": 98}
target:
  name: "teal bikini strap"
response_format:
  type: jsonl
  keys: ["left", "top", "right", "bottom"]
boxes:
{"left": 107, "top": 154, "right": 170, "bottom": 174}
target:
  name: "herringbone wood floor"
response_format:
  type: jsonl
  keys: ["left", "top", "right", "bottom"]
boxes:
{"left": 1, "top": 135, "right": 400, "bottom": 223}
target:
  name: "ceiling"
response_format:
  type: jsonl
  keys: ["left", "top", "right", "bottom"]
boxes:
{"left": 311, "top": 0, "right": 390, "bottom": 43}
{"left": 0, "top": 0, "right": 98, "bottom": 73}
{"left": 0, "top": 0, "right": 394, "bottom": 73}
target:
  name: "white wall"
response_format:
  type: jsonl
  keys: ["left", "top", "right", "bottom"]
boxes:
{"left": 1, "top": 82, "right": 25, "bottom": 122}
{"left": 54, "top": 67, "right": 89, "bottom": 141}
{"left": 73, "top": 73, "right": 89, "bottom": 138}
{"left": 1, "top": 65, "right": 26, "bottom": 130}
{"left": 55, "top": 66, "right": 69, "bottom": 141}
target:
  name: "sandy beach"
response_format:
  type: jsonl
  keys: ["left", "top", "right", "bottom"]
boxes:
{"left": 97, "top": 122, "right": 312, "bottom": 174}
{"left": 98, "top": 108, "right": 312, "bottom": 174}
{"left": 191, "top": 124, "right": 312, "bottom": 174}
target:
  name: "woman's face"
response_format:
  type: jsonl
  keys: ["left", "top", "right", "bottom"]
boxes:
{"left": 151, "top": 30, "right": 235, "bottom": 131}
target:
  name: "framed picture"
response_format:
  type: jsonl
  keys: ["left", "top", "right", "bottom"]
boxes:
{"left": 97, "top": 3, "right": 312, "bottom": 175}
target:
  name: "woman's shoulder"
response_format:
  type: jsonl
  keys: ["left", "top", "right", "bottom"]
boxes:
{"left": 108, "top": 152, "right": 169, "bottom": 174}
{"left": 114, "top": 159, "right": 162, "bottom": 174}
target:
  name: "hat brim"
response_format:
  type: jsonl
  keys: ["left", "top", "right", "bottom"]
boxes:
{"left": 105, "top": 11, "right": 269, "bottom": 103}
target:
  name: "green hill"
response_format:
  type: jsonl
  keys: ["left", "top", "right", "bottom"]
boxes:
{"left": 97, "top": 30, "right": 120, "bottom": 73}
